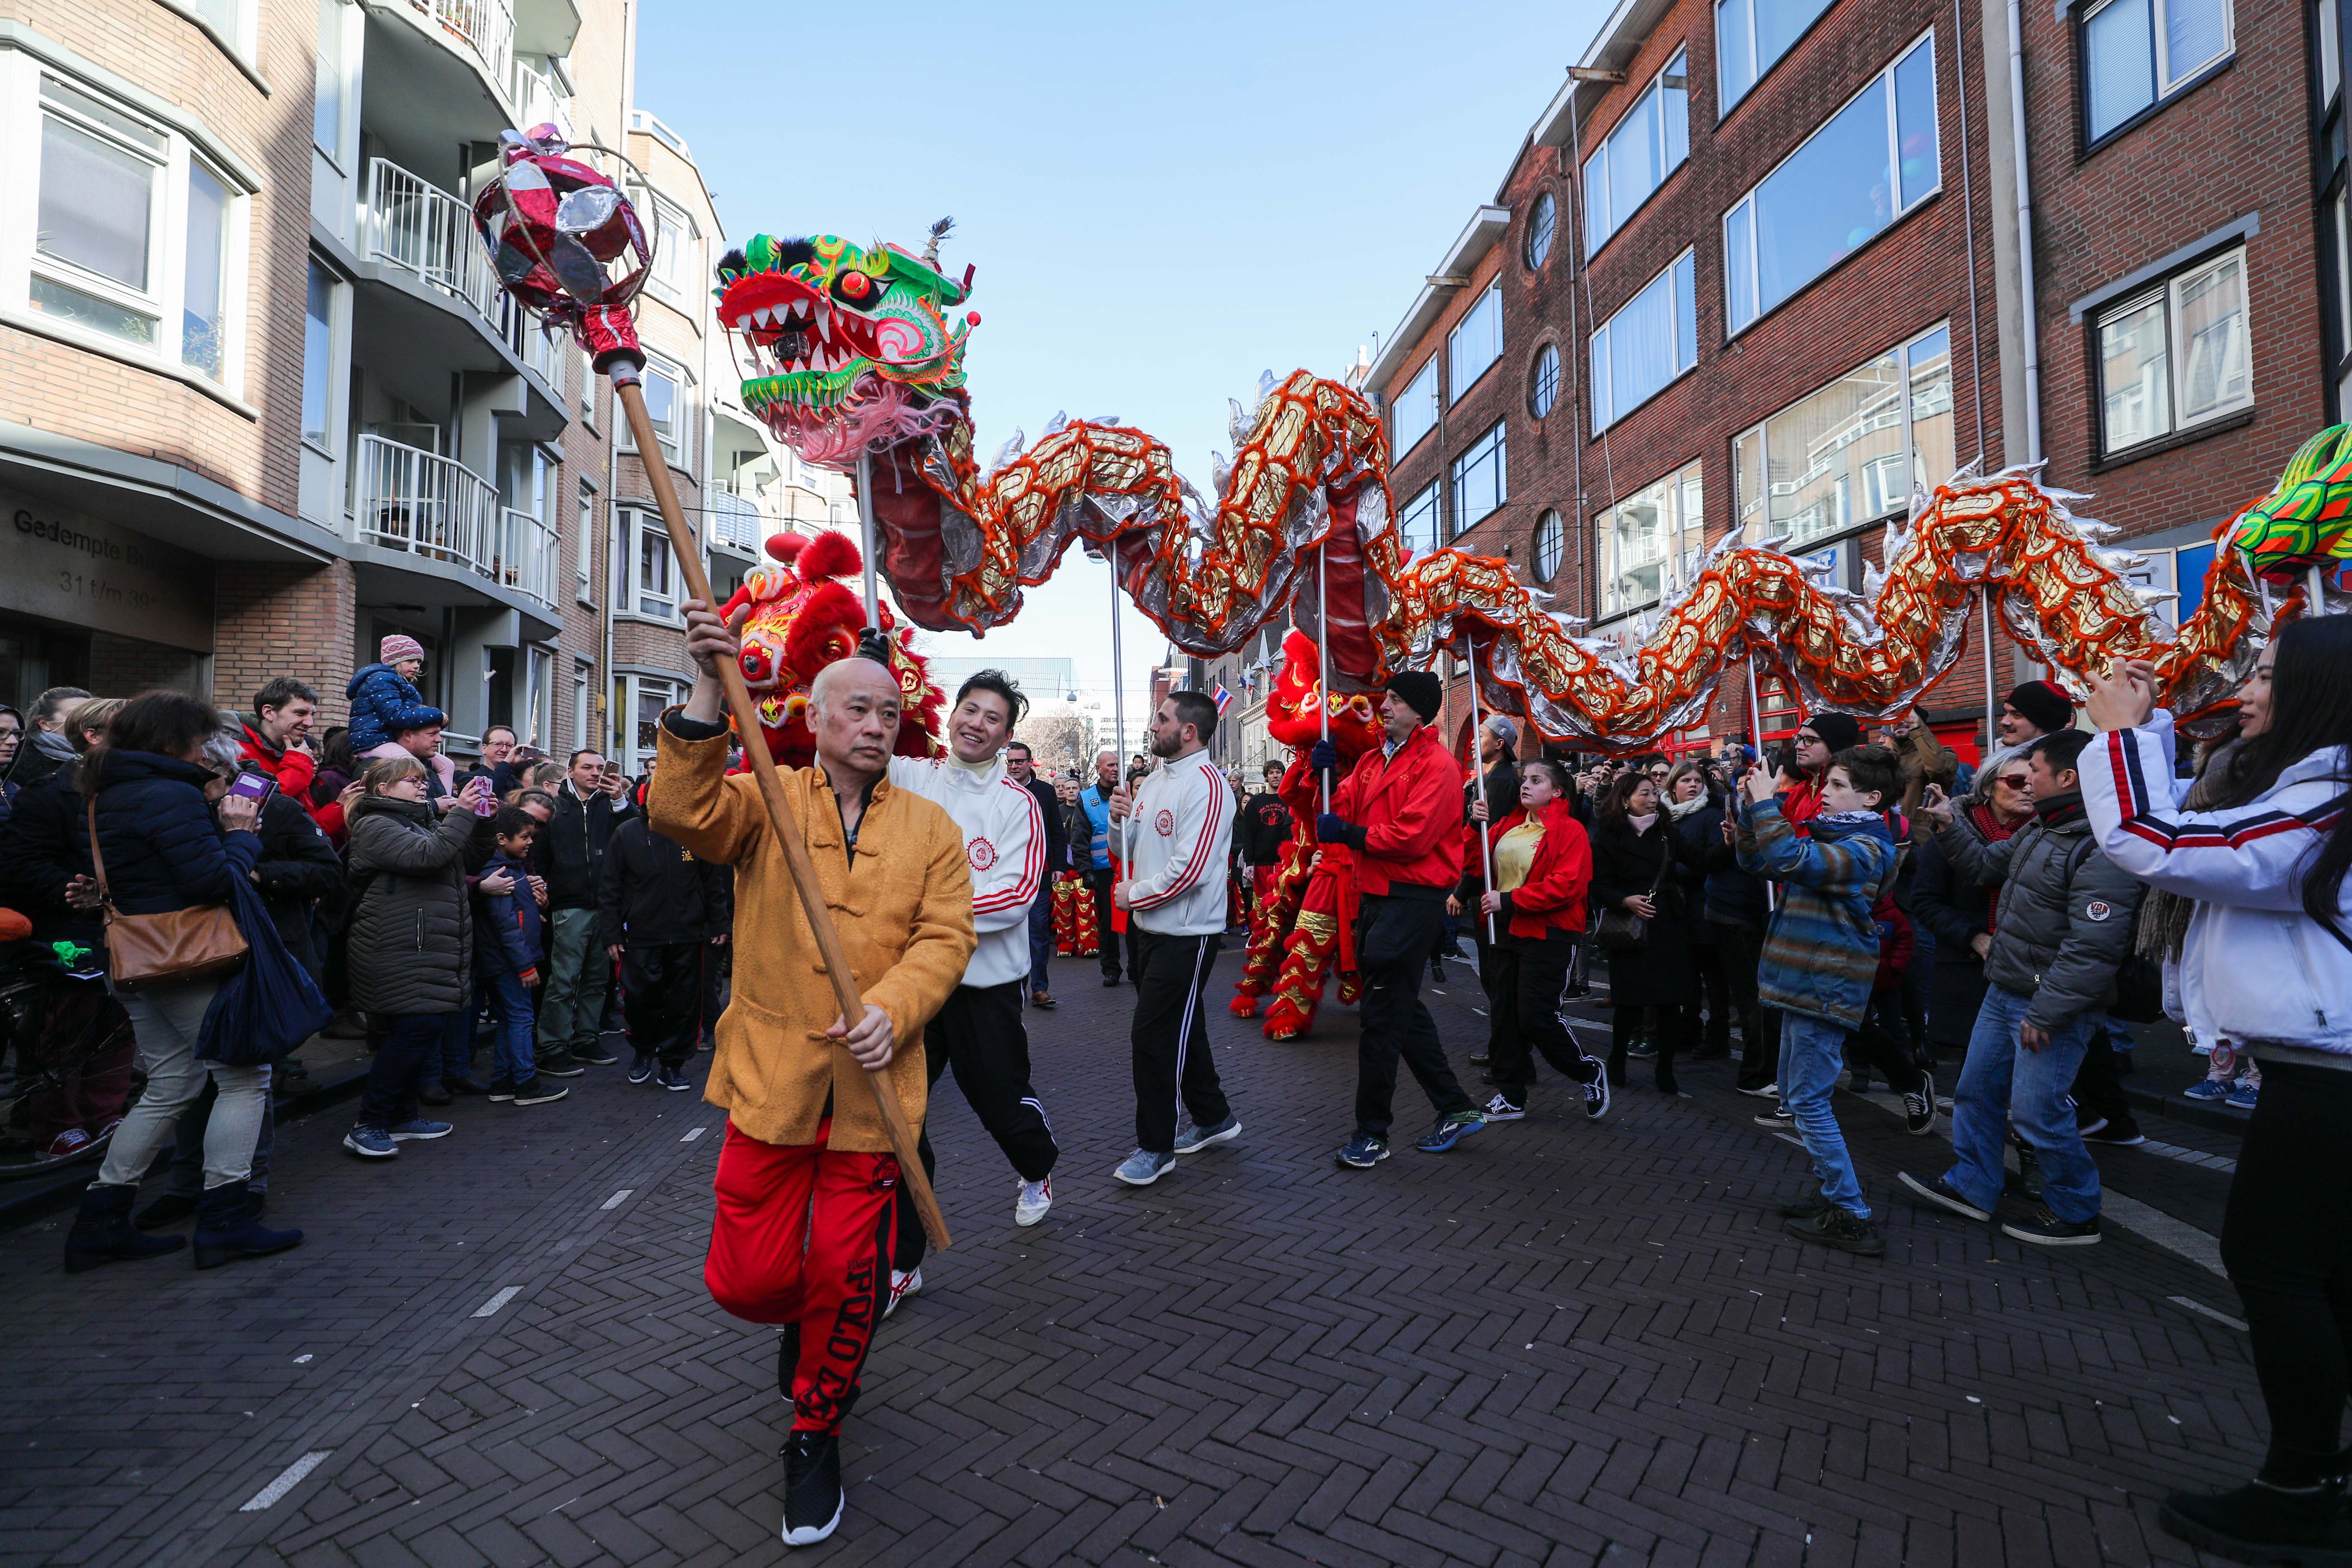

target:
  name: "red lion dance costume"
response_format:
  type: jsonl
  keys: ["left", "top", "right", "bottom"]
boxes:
{"left": 714, "top": 529, "right": 943, "bottom": 768}
{"left": 1230, "top": 631, "right": 1383, "bottom": 1040}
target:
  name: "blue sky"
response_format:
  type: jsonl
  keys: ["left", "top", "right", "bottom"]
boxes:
{"left": 635, "top": 0, "right": 1611, "bottom": 749}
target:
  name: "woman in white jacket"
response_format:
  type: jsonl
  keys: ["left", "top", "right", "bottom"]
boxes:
{"left": 2082, "top": 615, "right": 2352, "bottom": 1566}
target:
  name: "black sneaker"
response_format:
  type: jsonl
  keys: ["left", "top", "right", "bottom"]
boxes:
{"left": 1336, "top": 1133, "right": 1389, "bottom": 1168}
{"left": 573, "top": 1043, "right": 620, "bottom": 1067}
{"left": 1626, "top": 1039, "right": 1658, "bottom": 1059}
{"left": 2001, "top": 1206, "right": 2101, "bottom": 1246}
{"left": 2160, "top": 1481, "right": 2352, "bottom": 1565}
{"left": 511, "top": 1077, "right": 570, "bottom": 1106}
{"left": 1580, "top": 1066, "right": 1612, "bottom": 1122}
{"left": 536, "top": 1051, "right": 585, "bottom": 1078}
{"left": 656, "top": 1063, "right": 692, "bottom": 1092}
{"left": 417, "top": 1081, "right": 452, "bottom": 1107}
{"left": 1903, "top": 1070, "right": 1937, "bottom": 1135}
{"left": 1483, "top": 1093, "right": 1525, "bottom": 1121}
{"left": 781, "top": 1430, "right": 844, "bottom": 1546}
{"left": 1785, "top": 1206, "right": 1884, "bottom": 1256}
{"left": 1467, "top": 1051, "right": 1490, "bottom": 1066}
{"left": 445, "top": 1076, "right": 489, "bottom": 1096}
{"left": 484, "top": 1078, "right": 519, "bottom": 1103}
{"left": 628, "top": 1054, "right": 655, "bottom": 1086}
{"left": 1779, "top": 1191, "right": 1834, "bottom": 1220}
{"left": 1752, "top": 1107, "right": 1795, "bottom": 1130}
{"left": 2082, "top": 1117, "right": 2146, "bottom": 1146}
{"left": 1898, "top": 1170, "right": 1994, "bottom": 1223}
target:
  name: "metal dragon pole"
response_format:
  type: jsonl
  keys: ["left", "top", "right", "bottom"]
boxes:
{"left": 617, "top": 376, "right": 948, "bottom": 1251}
{"left": 1316, "top": 542, "right": 1332, "bottom": 816}
{"left": 856, "top": 451, "right": 881, "bottom": 630}
{"left": 1981, "top": 585, "right": 1998, "bottom": 755}
{"left": 1109, "top": 557, "right": 1132, "bottom": 875}
{"left": 1745, "top": 646, "right": 1776, "bottom": 913}
{"left": 1465, "top": 638, "right": 1498, "bottom": 946}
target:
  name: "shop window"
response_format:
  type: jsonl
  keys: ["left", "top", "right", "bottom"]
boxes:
{"left": 1448, "top": 284, "right": 1503, "bottom": 403}
{"left": 1733, "top": 322, "right": 1952, "bottom": 547}
{"left": 1449, "top": 421, "right": 1507, "bottom": 531}
{"left": 1717, "top": 0, "right": 1838, "bottom": 114}
{"left": 1393, "top": 357, "right": 1439, "bottom": 458}
{"left": 1582, "top": 49, "right": 1690, "bottom": 254}
{"left": 1596, "top": 461, "right": 1703, "bottom": 619}
{"left": 1723, "top": 32, "right": 1939, "bottom": 335}
{"left": 2095, "top": 246, "right": 2251, "bottom": 456}
{"left": 1591, "top": 250, "right": 1697, "bottom": 432}
{"left": 2083, "top": 0, "right": 2233, "bottom": 144}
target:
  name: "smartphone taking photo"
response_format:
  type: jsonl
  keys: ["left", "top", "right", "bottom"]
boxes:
{"left": 226, "top": 770, "right": 277, "bottom": 805}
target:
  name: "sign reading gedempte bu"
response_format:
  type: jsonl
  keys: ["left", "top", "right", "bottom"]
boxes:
{"left": 2, "top": 495, "right": 214, "bottom": 652}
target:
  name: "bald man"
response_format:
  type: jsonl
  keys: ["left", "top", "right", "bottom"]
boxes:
{"left": 650, "top": 606, "right": 974, "bottom": 1547}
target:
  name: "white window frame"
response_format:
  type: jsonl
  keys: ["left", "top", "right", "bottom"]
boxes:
{"left": 621, "top": 673, "right": 688, "bottom": 774}
{"left": 622, "top": 350, "right": 692, "bottom": 469}
{"left": 617, "top": 505, "right": 679, "bottom": 620}
{"left": 1732, "top": 321, "right": 1953, "bottom": 546}
{"left": 1581, "top": 46, "right": 1690, "bottom": 256}
{"left": 1449, "top": 420, "right": 1508, "bottom": 532}
{"left": 2094, "top": 245, "right": 2254, "bottom": 458}
{"left": 647, "top": 194, "right": 697, "bottom": 301}
{"left": 2081, "top": 0, "right": 2235, "bottom": 144}
{"left": 1721, "top": 30, "right": 1941, "bottom": 338}
{"left": 1715, "top": 0, "right": 1838, "bottom": 116}
{"left": 1448, "top": 282, "right": 1504, "bottom": 404}
{"left": 1595, "top": 460, "right": 1705, "bottom": 623}
{"left": 572, "top": 658, "right": 594, "bottom": 752}
{"left": 576, "top": 475, "right": 598, "bottom": 605}
{"left": 1590, "top": 249, "right": 1698, "bottom": 432}
{"left": 1392, "top": 357, "right": 1439, "bottom": 458}
{"left": 8, "top": 65, "right": 254, "bottom": 398}
{"left": 1399, "top": 479, "right": 1442, "bottom": 557}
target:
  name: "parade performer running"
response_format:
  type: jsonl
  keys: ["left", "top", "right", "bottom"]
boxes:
{"left": 1107, "top": 691, "right": 1242, "bottom": 1185}
{"left": 1313, "top": 671, "right": 1483, "bottom": 1167}
{"left": 884, "top": 669, "right": 1059, "bottom": 1314}
{"left": 651, "top": 600, "right": 975, "bottom": 1547}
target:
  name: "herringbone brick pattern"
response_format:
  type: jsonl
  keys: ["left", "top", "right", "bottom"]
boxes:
{"left": 0, "top": 952, "right": 2263, "bottom": 1566}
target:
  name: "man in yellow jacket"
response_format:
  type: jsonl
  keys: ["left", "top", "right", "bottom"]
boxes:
{"left": 649, "top": 598, "right": 974, "bottom": 1547}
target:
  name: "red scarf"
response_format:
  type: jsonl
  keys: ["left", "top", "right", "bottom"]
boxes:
{"left": 1965, "top": 799, "right": 2027, "bottom": 934}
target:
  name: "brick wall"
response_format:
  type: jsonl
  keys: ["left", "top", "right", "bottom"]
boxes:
{"left": 214, "top": 560, "right": 358, "bottom": 723}
{"left": 1382, "top": 0, "right": 2033, "bottom": 749}
{"left": 88, "top": 633, "right": 205, "bottom": 698}
{"left": 2023, "top": 0, "right": 2322, "bottom": 535}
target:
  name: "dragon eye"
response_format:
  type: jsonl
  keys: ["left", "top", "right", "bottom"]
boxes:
{"left": 837, "top": 271, "right": 873, "bottom": 301}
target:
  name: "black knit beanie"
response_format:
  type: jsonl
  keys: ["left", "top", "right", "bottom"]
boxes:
{"left": 1805, "top": 711, "right": 1863, "bottom": 753}
{"left": 1385, "top": 671, "right": 1443, "bottom": 723}
{"left": 2005, "top": 680, "right": 2074, "bottom": 737}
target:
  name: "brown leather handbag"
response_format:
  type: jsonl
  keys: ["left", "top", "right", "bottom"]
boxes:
{"left": 86, "top": 798, "right": 248, "bottom": 991}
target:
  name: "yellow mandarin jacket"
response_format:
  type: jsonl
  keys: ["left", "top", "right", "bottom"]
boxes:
{"left": 646, "top": 722, "right": 975, "bottom": 1151}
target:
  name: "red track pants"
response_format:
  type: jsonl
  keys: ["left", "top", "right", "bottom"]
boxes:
{"left": 705, "top": 1119, "right": 898, "bottom": 1433}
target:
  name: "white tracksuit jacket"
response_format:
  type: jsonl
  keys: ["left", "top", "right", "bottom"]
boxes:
{"left": 2083, "top": 709, "right": 2352, "bottom": 1065}
{"left": 887, "top": 753, "right": 1044, "bottom": 989}
{"left": 1121, "top": 751, "right": 1236, "bottom": 937}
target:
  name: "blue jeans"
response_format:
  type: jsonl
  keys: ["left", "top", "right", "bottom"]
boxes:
{"left": 360, "top": 1012, "right": 467, "bottom": 1130}
{"left": 1944, "top": 984, "right": 2101, "bottom": 1223}
{"left": 1781, "top": 1012, "right": 1869, "bottom": 1219}
{"left": 484, "top": 971, "right": 537, "bottom": 1083}
{"left": 1027, "top": 896, "right": 1054, "bottom": 995}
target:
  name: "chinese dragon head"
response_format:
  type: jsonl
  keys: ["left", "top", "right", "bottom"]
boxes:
{"left": 716, "top": 529, "right": 943, "bottom": 769}
{"left": 1265, "top": 629, "right": 1383, "bottom": 759}
{"left": 715, "top": 229, "right": 976, "bottom": 469}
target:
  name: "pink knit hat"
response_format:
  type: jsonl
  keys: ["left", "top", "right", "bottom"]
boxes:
{"left": 380, "top": 634, "right": 426, "bottom": 665}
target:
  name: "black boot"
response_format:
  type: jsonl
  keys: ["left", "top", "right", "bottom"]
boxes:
{"left": 2160, "top": 1481, "right": 2352, "bottom": 1563}
{"left": 192, "top": 1182, "right": 303, "bottom": 1269}
{"left": 64, "top": 1183, "right": 186, "bottom": 1274}
{"left": 1655, "top": 1041, "right": 1679, "bottom": 1096}
{"left": 133, "top": 1191, "right": 200, "bottom": 1230}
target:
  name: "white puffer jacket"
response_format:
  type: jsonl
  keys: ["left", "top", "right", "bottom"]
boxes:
{"left": 887, "top": 753, "right": 1044, "bottom": 989}
{"left": 2083, "top": 710, "right": 2352, "bottom": 1063}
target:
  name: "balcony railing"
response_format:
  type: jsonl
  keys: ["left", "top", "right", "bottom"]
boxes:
{"left": 510, "top": 59, "right": 572, "bottom": 140}
{"left": 708, "top": 490, "right": 763, "bottom": 555}
{"left": 365, "top": 158, "right": 498, "bottom": 325}
{"left": 498, "top": 507, "right": 558, "bottom": 608}
{"left": 405, "top": 0, "right": 514, "bottom": 94}
{"left": 354, "top": 434, "right": 499, "bottom": 575}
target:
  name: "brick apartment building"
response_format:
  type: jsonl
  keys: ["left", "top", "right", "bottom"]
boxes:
{"left": 0, "top": 0, "right": 843, "bottom": 768}
{"left": 1366, "top": 0, "right": 2337, "bottom": 766}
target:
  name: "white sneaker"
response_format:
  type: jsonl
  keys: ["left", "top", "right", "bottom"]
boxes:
{"left": 1738, "top": 1081, "right": 1780, "bottom": 1099}
{"left": 884, "top": 1266, "right": 922, "bottom": 1318}
{"left": 1015, "top": 1177, "right": 1053, "bottom": 1227}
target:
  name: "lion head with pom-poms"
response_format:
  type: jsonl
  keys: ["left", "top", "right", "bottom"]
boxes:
{"left": 717, "top": 529, "right": 943, "bottom": 769}
{"left": 1264, "top": 629, "right": 1383, "bottom": 756}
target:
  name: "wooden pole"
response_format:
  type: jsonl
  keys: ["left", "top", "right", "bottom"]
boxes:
{"left": 616, "top": 377, "right": 948, "bottom": 1252}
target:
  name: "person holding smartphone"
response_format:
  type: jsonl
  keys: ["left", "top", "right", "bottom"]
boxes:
{"left": 529, "top": 748, "right": 636, "bottom": 1075}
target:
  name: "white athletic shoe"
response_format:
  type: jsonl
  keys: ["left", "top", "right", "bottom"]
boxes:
{"left": 884, "top": 1266, "right": 922, "bottom": 1319}
{"left": 1015, "top": 1177, "right": 1053, "bottom": 1227}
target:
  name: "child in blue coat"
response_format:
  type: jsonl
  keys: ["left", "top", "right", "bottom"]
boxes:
{"left": 346, "top": 634, "right": 446, "bottom": 756}
{"left": 474, "top": 807, "right": 566, "bottom": 1106}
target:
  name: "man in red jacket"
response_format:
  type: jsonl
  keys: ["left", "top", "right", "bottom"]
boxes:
{"left": 238, "top": 677, "right": 325, "bottom": 824}
{"left": 1313, "top": 670, "right": 1482, "bottom": 1167}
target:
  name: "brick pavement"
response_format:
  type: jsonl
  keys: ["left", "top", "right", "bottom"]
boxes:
{"left": 0, "top": 951, "right": 2268, "bottom": 1567}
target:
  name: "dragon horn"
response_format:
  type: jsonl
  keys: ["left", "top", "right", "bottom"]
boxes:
{"left": 922, "top": 216, "right": 955, "bottom": 267}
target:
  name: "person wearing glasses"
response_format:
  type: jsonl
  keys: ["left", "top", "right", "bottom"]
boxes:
{"left": 1908, "top": 755, "right": 2035, "bottom": 1067}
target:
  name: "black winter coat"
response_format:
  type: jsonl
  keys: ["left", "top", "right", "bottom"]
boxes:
{"left": 0, "top": 764, "right": 102, "bottom": 958}
{"left": 87, "top": 751, "right": 251, "bottom": 915}
{"left": 1589, "top": 813, "right": 1697, "bottom": 1006}
{"left": 595, "top": 817, "right": 732, "bottom": 948}
{"left": 1021, "top": 774, "right": 1068, "bottom": 878}
{"left": 1910, "top": 827, "right": 1994, "bottom": 1050}
{"left": 345, "top": 795, "right": 496, "bottom": 1016}
{"left": 1690, "top": 799, "right": 1770, "bottom": 933}
{"left": 249, "top": 783, "right": 345, "bottom": 977}
{"left": 531, "top": 783, "right": 634, "bottom": 910}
